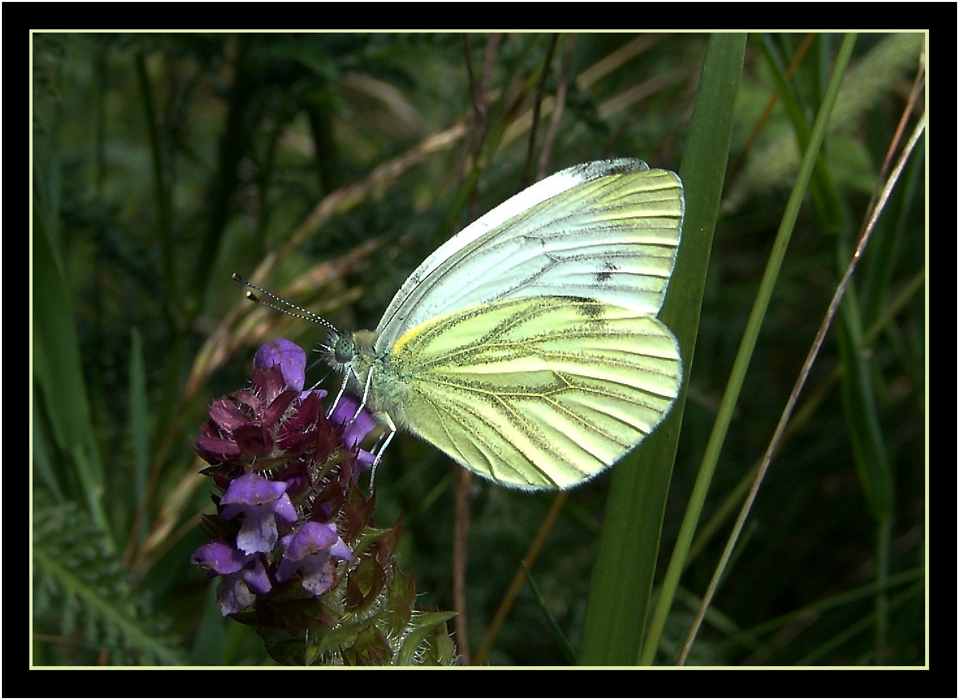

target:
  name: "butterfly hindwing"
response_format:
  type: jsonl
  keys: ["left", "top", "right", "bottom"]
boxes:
{"left": 380, "top": 295, "right": 682, "bottom": 489}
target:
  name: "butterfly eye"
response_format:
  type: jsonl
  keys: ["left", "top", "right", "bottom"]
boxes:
{"left": 333, "top": 335, "right": 355, "bottom": 365}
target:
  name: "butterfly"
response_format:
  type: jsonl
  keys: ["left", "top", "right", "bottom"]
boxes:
{"left": 246, "top": 159, "right": 684, "bottom": 490}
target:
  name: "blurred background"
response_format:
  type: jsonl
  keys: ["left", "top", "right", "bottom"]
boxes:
{"left": 32, "top": 32, "right": 925, "bottom": 666}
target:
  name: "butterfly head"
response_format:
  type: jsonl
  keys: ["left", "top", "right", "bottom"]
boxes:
{"left": 322, "top": 328, "right": 379, "bottom": 389}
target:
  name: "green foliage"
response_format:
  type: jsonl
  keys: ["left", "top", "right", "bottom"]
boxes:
{"left": 32, "top": 496, "right": 186, "bottom": 665}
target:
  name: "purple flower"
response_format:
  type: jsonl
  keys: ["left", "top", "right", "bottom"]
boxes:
{"left": 220, "top": 473, "right": 297, "bottom": 554}
{"left": 191, "top": 541, "right": 272, "bottom": 616}
{"left": 193, "top": 338, "right": 376, "bottom": 478}
{"left": 254, "top": 339, "right": 307, "bottom": 392}
{"left": 276, "top": 521, "right": 353, "bottom": 596}
{"left": 192, "top": 339, "right": 375, "bottom": 616}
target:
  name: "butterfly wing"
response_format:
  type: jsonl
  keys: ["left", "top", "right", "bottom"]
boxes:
{"left": 374, "top": 159, "right": 684, "bottom": 352}
{"left": 380, "top": 296, "right": 682, "bottom": 489}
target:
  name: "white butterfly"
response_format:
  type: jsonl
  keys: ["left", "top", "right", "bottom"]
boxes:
{"left": 323, "top": 158, "right": 684, "bottom": 490}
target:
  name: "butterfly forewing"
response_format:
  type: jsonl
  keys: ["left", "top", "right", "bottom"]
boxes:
{"left": 375, "top": 160, "right": 683, "bottom": 352}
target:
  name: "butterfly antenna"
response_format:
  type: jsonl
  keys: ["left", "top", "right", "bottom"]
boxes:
{"left": 232, "top": 273, "right": 338, "bottom": 334}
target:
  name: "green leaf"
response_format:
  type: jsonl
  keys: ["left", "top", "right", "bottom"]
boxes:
{"left": 578, "top": 33, "right": 744, "bottom": 666}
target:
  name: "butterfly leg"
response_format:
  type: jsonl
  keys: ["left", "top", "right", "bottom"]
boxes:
{"left": 352, "top": 366, "right": 375, "bottom": 421}
{"left": 369, "top": 427, "right": 396, "bottom": 491}
{"left": 326, "top": 374, "right": 351, "bottom": 419}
